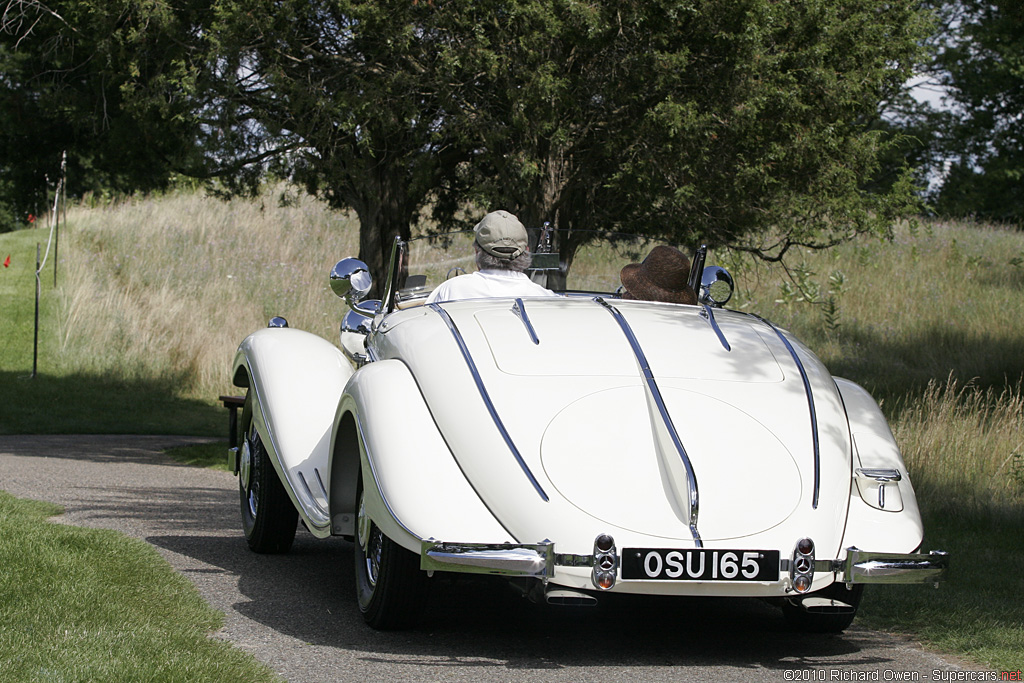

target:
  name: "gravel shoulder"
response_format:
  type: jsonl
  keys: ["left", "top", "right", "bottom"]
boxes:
{"left": 0, "top": 434, "right": 982, "bottom": 682}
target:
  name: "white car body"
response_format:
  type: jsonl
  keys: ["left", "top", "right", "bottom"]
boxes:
{"left": 230, "top": 231, "right": 947, "bottom": 630}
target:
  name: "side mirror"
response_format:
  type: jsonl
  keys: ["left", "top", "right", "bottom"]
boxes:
{"left": 700, "top": 265, "right": 734, "bottom": 307}
{"left": 340, "top": 308, "right": 376, "bottom": 365}
{"left": 330, "top": 258, "right": 377, "bottom": 316}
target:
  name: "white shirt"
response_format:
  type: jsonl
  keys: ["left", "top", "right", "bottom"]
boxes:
{"left": 425, "top": 269, "right": 556, "bottom": 304}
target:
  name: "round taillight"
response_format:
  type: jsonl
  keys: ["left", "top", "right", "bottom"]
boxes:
{"left": 794, "top": 575, "right": 812, "bottom": 593}
{"left": 797, "top": 538, "right": 814, "bottom": 555}
{"left": 596, "top": 571, "right": 615, "bottom": 590}
{"left": 596, "top": 534, "right": 614, "bottom": 552}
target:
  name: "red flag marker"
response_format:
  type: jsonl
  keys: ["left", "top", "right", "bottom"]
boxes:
{"left": 2, "top": 255, "right": 9, "bottom": 268}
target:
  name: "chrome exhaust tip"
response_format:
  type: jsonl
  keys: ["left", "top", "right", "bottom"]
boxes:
{"left": 545, "top": 588, "right": 598, "bottom": 607}
{"left": 792, "top": 596, "right": 856, "bottom": 614}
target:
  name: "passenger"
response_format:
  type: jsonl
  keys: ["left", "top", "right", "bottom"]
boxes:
{"left": 425, "top": 210, "right": 557, "bottom": 304}
{"left": 619, "top": 245, "right": 698, "bottom": 305}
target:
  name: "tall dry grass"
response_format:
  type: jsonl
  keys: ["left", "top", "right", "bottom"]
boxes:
{"left": 724, "top": 220, "right": 1024, "bottom": 397}
{"left": 718, "top": 219, "right": 1024, "bottom": 513}
{"left": 57, "top": 186, "right": 358, "bottom": 400}
{"left": 892, "top": 375, "right": 1024, "bottom": 516}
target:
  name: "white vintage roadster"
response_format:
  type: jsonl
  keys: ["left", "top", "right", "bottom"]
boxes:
{"left": 229, "top": 229, "right": 948, "bottom": 631}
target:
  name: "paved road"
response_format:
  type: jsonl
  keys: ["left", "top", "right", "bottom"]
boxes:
{"left": 0, "top": 435, "right": 980, "bottom": 682}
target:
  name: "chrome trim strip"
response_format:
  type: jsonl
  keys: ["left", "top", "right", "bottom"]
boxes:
{"left": 511, "top": 298, "right": 541, "bottom": 345}
{"left": 780, "top": 559, "right": 839, "bottom": 573}
{"left": 420, "top": 540, "right": 554, "bottom": 577}
{"left": 700, "top": 304, "right": 731, "bottom": 351}
{"left": 594, "top": 297, "right": 702, "bottom": 546}
{"left": 297, "top": 471, "right": 330, "bottom": 519}
{"left": 313, "top": 467, "right": 329, "bottom": 498}
{"left": 428, "top": 304, "right": 550, "bottom": 502}
{"left": 856, "top": 468, "right": 902, "bottom": 482}
{"left": 556, "top": 553, "right": 594, "bottom": 568}
{"left": 749, "top": 314, "right": 821, "bottom": 509}
{"left": 840, "top": 549, "right": 949, "bottom": 585}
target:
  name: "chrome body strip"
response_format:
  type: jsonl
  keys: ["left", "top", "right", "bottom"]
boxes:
{"left": 749, "top": 314, "right": 821, "bottom": 509}
{"left": 297, "top": 471, "right": 330, "bottom": 519}
{"left": 555, "top": 553, "right": 595, "bottom": 568}
{"left": 840, "top": 549, "right": 949, "bottom": 585}
{"left": 594, "top": 297, "right": 702, "bottom": 547}
{"left": 313, "top": 467, "right": 329, "bottom": 498}
{"left": 428, "top": 304, "right": 550, "bottom": 502}
{"left": 511, "top": 298, "right": 540, "bottom": 345}
{"left": 856, "top": 468, "right": 902, "bottom": 482}
{"left": 780, "top": 558, "right": 839, "bottom": 573}
{"left": 700, "top": 304, "right": 731, "bottom": 351}
{"left": 421, "top": 540, "right": 554, "bottom": 577}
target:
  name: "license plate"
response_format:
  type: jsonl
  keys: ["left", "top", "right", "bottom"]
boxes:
{"left": 621, "top": 548, "right": 780, "bottom": 581}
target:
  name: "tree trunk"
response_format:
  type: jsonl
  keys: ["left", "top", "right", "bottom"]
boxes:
{"left": 353, "top": 169, "right": 415, "bottom": 300}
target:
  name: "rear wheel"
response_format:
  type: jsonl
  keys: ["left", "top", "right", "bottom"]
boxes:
{"left": 782, "top": 583, "right": 864, "bottom": 633}
{"left": 238, "top": 394, "right": 298, "bottom": 553}
{"left": 354, "top": 479, "right": 426, "bottom": 629}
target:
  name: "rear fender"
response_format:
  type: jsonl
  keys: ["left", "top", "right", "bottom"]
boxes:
{"left": 333, "top": 359, "right": 514, "bottom": 555}
{"left": 233, "top": 327, "right": 354, "bottom": 537}
{"left": 834, "top": 377, "right": 924, "bottom": 553}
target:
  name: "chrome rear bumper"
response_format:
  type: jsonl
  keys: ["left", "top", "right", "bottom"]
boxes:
{"left": 839, "top": 549, "right": 949, "bottom": 585}
{"left": 419, "top": 541, "right": 950, "bottom": 588}
{"left": 420, "top": 540, "right": 554, "bottom": 577}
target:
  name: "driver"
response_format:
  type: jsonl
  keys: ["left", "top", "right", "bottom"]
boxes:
{"left": 425, "top": 210, "right": 557, "bottom": 304}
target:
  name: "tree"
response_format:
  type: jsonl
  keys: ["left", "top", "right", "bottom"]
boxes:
{"left": 440, "top": 0, "right": 929, "bottom": 268}
{"left": 0, "top": 0, "right": 207, "bottom": 231}
{"left": 4, "top": 1, "right": 930, "bottom": 274}
{"left": 199, "top": 0, "right": 469, "bottom": 285}
{"left": 930, "top": 1, "right": 1024, "bottom": 223}
{"left": 200, "top": 0, "right": 928, "bottom": 285}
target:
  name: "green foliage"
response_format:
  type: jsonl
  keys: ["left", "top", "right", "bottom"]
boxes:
{"left": 437, "top": 0, "right": 929, "bottom": 266}
{"left": 0, "top": 0, "right": 208, "bottom": 222}
{"left": 3, "top": 0, "right": 931, "bottom": 276}
{"left": 858, "top": 506, "right": 1024, "bottom": 673}
{"left": 164, "top": 441, "right": 232, "bottom": 470}
{"left": 929, "top": 1, "right": 1024, "bottom": 223}
{"left": 197, "top": 0, "right": 468, "bottom": 283}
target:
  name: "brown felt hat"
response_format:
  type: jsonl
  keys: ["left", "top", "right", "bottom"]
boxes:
{"left": 620, "top": 245, "right": 698, "bottom": 305}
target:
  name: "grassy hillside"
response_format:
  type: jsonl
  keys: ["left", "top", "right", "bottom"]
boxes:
{"left": 0, "top": 188, "right": 358, "bottom": 434}
{"left": 1, "top": 189, "right": 1022, "bottom": 668}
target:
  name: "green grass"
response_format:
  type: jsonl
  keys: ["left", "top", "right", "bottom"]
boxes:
{"left": 164, "top": 440, "right": 232, "bottom": 471}
{"left": 0, "top": 491, "right": 278, "bottom": 683}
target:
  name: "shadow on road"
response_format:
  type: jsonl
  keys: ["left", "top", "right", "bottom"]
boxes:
{"left": 149, "top": 530, "right": 899, "bottom": 674}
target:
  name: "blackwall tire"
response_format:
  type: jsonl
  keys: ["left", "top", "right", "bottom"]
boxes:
{"left": 238, "top": 393, "right": 298, "bottom": 554}
{"left": 354, "top": 481, "right": 426, "bottom": 630}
